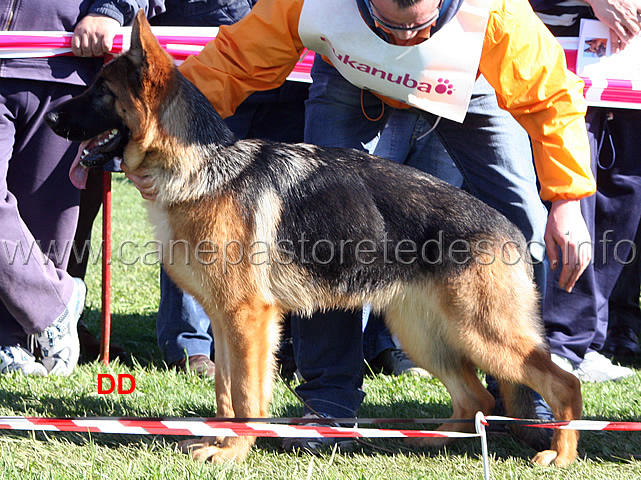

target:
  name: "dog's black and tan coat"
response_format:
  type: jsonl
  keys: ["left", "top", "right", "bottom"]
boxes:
{"left": 46, "top": 11, "right": 582, "bottom": 467}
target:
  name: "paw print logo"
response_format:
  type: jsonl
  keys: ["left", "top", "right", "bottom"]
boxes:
{"left": 435, "top": 78, "right": 454, "bottom": 95}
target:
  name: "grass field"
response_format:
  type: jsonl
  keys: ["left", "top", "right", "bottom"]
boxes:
{"left": 1, "top": 175, "right": 640, "bottom": 479}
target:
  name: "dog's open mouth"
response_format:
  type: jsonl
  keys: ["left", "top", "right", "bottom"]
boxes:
{"left": 70, "top": 127, "right": 129, "bottom": 189}
{"left": 80, "top": 127, "right": 128, "bottom": 167}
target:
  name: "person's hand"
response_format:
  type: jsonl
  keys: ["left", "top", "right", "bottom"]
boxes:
{"left": 121, "top": 163, "right": 157, "bottom": 201}
{"left": 544, "top": 199, "right": 592, "bottom": 292}
{"left": 72, "top": 14, "right": 120, "bottom": 57}
{"left": 585, "top": 0, "right": 641, "bottom": 51}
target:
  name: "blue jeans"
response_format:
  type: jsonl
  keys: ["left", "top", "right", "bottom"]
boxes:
{"left": 291, "top": 58, "right": 548, "bottom": 418}
{"left": 157, "top": 267, "right": 214, "bottom": 364}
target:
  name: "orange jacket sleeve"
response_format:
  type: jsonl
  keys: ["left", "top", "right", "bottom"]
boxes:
{"left": 178, "top": 0, "right": 306, "bottom": 119}
{"left": 480, "top": 0, "right": 596, "bottom": 202}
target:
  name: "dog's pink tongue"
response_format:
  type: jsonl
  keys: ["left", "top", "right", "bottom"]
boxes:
{"left": 69, "top": 141, "right": 89, "bottom": 189}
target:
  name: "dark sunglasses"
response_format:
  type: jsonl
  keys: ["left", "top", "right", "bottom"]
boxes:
{"left": 364, "top": 0, "right": 441, "bottom": 32}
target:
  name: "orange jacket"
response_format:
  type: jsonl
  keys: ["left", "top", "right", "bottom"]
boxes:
{"left": 179, "top": 0, "right": 596, "bottom": 202}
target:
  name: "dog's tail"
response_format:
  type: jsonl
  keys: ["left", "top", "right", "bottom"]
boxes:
{"left": 499, "top": 381, "right": 552, "bottom": 451}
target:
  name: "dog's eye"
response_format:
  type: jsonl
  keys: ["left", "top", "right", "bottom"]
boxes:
{"left": 97, "top": 83, "right": 112, "bottom": 96}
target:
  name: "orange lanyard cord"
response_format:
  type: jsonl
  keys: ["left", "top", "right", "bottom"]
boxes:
{"left": 361, "top": 89, "right": 385, "bottom": 122}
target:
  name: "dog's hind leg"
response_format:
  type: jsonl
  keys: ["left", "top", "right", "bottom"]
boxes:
{"left": 411, "top": 356, "right": 496, "bottom": 448}
{"left": 438, "top": 258, "right": 582, "bottom": 466}
{"left": 495, "top": 349, "right": 582, "bottom": 467}
{"left": 383, "top": 298, "right": 495, "bottom": 448}
{"left": 181, "top": 299, "right": 282, "bottom": 463}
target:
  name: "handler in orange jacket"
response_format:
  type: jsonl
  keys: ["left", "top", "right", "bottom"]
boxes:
{"left": 177, "top": 0, "right": 595, "bottom": 284}
{"left": 127, "top": 0, "right": 597, "bottom": 441}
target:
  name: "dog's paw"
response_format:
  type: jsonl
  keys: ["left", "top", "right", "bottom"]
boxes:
{"left": 531, "top": 449, "right": 557, "bottom": 466}
{"left": 178, "top": 437, "right": 252, "bottom": 463}
{"left": 183, "top": 444, "right": 226, "bottom": 462}
{"left": 178, "top": 438, "right": 223, "bottom": 462}
{"left": 405, "top": 437, "right": 450, "bottom": 449}
{"left": 532, "top": 448, "right": 577, "bottom": 467}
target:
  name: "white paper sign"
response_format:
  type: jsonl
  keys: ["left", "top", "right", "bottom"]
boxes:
{"left": 577, "top": 18, "right": 641, "bottom": 82}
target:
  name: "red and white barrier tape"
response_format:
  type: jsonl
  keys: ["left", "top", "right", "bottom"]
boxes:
{"left": 5, "top": 414, "right": 640, "bottom": 480}
{"left": 0, "top": 416, "right": 481, "bottom": 438}
{"left": 0, "top": 28, "right": 314, "bottom": 83}
{"left": 0, "top": 413, "right": 493, "bottom": 480}
{"left": 488, "top": 416, "right": 641, "bottom": 431}
{"left": 1, "top": 31, "right": 640, "bottom": 106}
{"left": 1, "top": 414, "right": 639, "bottom": 437}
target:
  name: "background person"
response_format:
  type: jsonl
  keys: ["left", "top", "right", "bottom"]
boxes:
{"left": 604, "top": 220, "right": 641, "bottom": 361}
{"left": 531, "top": 0, "right": 641, "bottom": 382}
{"left": 0, "top": 0, "right": 164, "bottom": 376}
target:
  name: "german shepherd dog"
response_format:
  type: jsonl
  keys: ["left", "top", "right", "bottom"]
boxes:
{"left": 46, "top": 11, "right": 582, "bottom": 467}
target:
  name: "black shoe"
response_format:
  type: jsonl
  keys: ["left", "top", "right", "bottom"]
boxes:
{"left": 282, "top": 413, "right": 357, "bottom": 454}
{"left": 602, "top": 327, "right": 641, "bottom": 359}
{"left": 486, "top": 375, "right": 553, "bottom": 440}
{"left": 276, "top": 337, "right": 297, "bottom": 379}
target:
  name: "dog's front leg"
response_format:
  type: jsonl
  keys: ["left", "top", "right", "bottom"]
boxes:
{"left": 181, "top": 300, "right": 282, "bottom": 463}
{"left": 178, "top": 311, "right": 233, "bottom": 456}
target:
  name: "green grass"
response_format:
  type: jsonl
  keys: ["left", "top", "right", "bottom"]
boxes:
{"left": 1, "top": 175, "right": 640, "bottom": 479}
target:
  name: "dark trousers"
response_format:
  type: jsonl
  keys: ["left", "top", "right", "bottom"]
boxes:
{"left": 544, "top": 108, "right": 641, "bottom": 365}
{"left": 608, "top": 220, "right": 641, "bottom": 337}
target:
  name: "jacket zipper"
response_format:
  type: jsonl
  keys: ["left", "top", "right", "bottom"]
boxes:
{"left": 3, "top": 0, "right": 20, "bottom": 31}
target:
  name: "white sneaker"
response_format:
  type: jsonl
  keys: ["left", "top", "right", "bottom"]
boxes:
{"left": 0, "top": 345, "right": 48, "bottom": 376}
{"left": 576, "top": 351, "right": 635, "bottom": 383}
{"left": 36, "top": 277, "right": 86, "bottom": 376}
{"left": 550, "top": 353, "right": 577, "bottom": 376}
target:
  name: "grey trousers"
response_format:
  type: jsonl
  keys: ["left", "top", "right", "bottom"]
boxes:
{"left": 0, "top": 78, "right": 83, "bottom": 346}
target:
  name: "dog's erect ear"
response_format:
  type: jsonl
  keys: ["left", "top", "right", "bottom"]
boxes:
{"left": 128, "top": 9, "right": 172, "bottom": 70}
